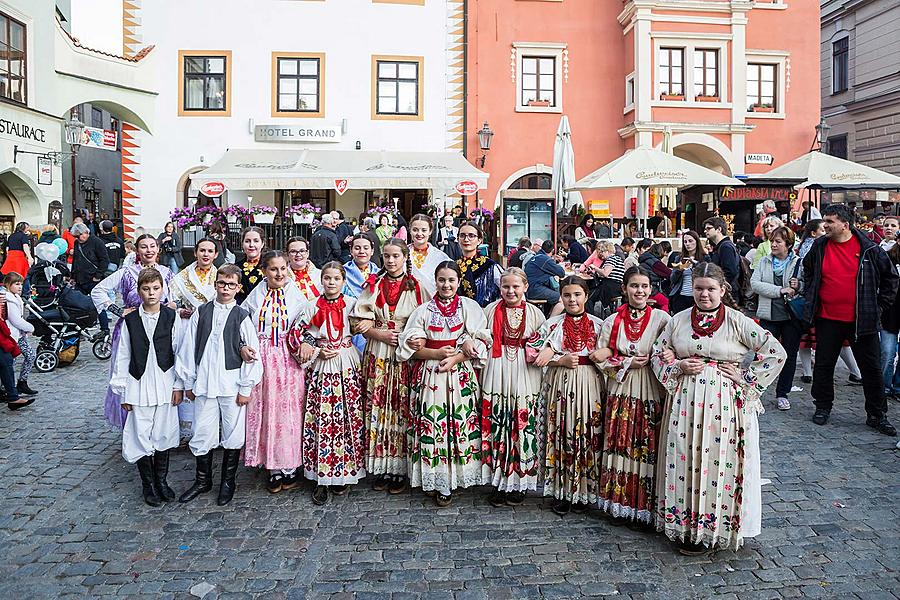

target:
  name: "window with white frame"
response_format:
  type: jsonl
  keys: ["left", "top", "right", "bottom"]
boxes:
{"left": 514, "top": 43, "right": 565, "bottom": 113}
{"left": 693, "top": 49, "right": 719, "bottom": 98}
{"left": 658, "top": 47, "right": 685, "bottom": 98}
{"left": 625, "top": 73, "right": 635, "bottom": 109}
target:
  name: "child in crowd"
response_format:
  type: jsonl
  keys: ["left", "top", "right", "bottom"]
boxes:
{"left": 176, "top": 264, "right": 262, "bottom": 506}
{"left": 242, "top": 250, "right": 309, "bottom": 493}
{"left": 110, "top": 269, "right": 183, "bottom": 506}
{"left": 291, "top": 262, "right": 365, "bottom": 505}
{"left": 3, "top": 272, "right": 37, "bottom": 396}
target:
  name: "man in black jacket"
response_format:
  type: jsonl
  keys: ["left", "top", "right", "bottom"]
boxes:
{"left": 71, "top": 223, "right": 111, "bottom": 331}
{"left": 309, "top": 214, "right": 341, "bottom": 268}
{"left": 98, "top": 220, "right": 125, "bottom": 269}
{"left": 332, "top": 210, "right": 354, "bottom": 263}
{"left": 802, "top": 203, "right": 898, "bottom": 436}
{"left": 703, "top": 216, "right": 741, "bottom": 295}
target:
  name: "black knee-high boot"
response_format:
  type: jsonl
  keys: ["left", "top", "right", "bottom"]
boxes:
{"left": 217, "top": 449, "right": 241, "bottom": 506}
{"left": 178, "top": 451, "right": 214, "bottom": 503}
{"left": 136, "top": 456, "right": 162, "bottom": 507}
{"left": 152, "top": 450, "right": 176, "bottom": 502}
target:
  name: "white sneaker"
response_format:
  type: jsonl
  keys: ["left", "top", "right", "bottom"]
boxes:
{"left": 777, "top": 397, "right": 791, "bottom": 411}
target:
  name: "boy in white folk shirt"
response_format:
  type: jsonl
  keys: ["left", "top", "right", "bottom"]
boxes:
{"left": 112, "top": 268, "right": 184, "bottom": 507}
{"left": 176, "top": 264, "right": 262, "bottom": 506}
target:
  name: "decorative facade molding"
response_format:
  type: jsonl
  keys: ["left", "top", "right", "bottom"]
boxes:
{"left": 445, "top": 0, "right": 465, "bottom": 152}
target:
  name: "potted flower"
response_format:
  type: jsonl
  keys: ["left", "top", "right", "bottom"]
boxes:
{"left": 750, "top": 102, "right": 774, "bottom": 113}
{"left": 660, "top": 92, "right": 685, "bottom": 101}
{"left": 285, "top": 202, "right": 320, "bottom": 224}
{"left": 527, "top": 99, "right": 552, "bottom": 108}
{"left": 366, "top": 205, "right": 395, "bottom": 221}
{"left": 250, "top": 205, "right": 278, "bottom": 225}
{"left": 695, "top": 94, "right": 719, "bottom": 102}
{"left": 223, "top": 205, "right": 249, "bottom": 224}
{"left": 196, "top": 205, "right": 222, "bottom": 225}
{"left": 169, "top": 206, "right": 201, "bottom": 231}
{"left": 469, "top": 207, "right": 495, "bottom": 222}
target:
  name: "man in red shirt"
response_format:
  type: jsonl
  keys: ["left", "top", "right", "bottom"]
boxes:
{"left": 801, "top": 204, "right": 898, "bottom": 436}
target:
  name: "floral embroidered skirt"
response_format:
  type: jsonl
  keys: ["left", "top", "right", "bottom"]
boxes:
{"left": 408, "top": 359, "right": 482, "bottom": 495}
{"left": 543, "top": 365, "right": 604, "bottom": 505}
{"left": 361, "top": 345, "right": 412, "bottom": 476}
{"left": 244, "top": 341, "right": 306, "bottom": 471}
{"left": 480, "top": 352, "right": 543, "bottom": 492}
{"left": 597, "top": 366, "right": 664, "bottom": 523}
{"left": 654, "top": 367, "right": 762, "bottom": 550}
{"left": 302, "top": 348, "right": 365, "bottom": 485}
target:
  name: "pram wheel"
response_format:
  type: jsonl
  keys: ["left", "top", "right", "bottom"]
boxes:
{"left": 35, "top": 350, "right": 59, "bottom": 373}
{"left": 92, "top": 337, "right": 112, "bottom": 360}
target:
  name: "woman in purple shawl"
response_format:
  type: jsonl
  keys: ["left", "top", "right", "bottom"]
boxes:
{"left": 91, "top": 234, "right": 174, "bottom": 427}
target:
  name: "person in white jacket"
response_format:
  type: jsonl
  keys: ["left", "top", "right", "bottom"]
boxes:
{"left": 175, "top": 264, "right": 263, "bottom": 506}
{"left": 3, "top": 272, "right": 36, "bottom": 396}
{"left": 110, "top": 269, "right": 184, "bottom": 507}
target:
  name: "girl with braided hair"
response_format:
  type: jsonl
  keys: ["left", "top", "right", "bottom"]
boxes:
{"left": 351, "top": 239, "right": 428, "bottom": 495}
{"left": 407, "top": 214, "right": 450, "bottom": 297}
{"left": 651, "top": 262, "right": 785, "bottom": 554}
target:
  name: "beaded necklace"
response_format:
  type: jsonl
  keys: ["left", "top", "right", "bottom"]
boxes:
{"left": 562, "top": 312, "right": 596, "bottom": 353}
{"left": 691, "top": 304, "right": 726, "bottom": 337}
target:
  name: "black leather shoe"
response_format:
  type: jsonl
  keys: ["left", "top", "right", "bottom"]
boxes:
{"left": 179, "top": 452, "right": 214, "bottom": 503}
{"left": 800, "top": 376, "right": 812, "bottom": 384}
{"left": 312, "top": 485, "right": 329, "bottom": 505}
{"left": 136, "top": 456, "right": 162, "bottom": 507}
{"left": 152, "top": 450, "right": 176, "bottom": 502}
{"left": 7, "top": 398, "right": 34, "bottom": 411}
{"left": 16, "top": 380, "right": 37, "bottom": 396}
{"left": 866, "top": 415, "right": 897, "bottom": 436}
{"left": 217, "top": 449, "right": 241, "bottom": 506}
{"left": 848, "top": 374, "right": 863, "bottom": 385}
{"left": 552, "top": 499, "right": 571, "bottom": 516}
{"left": 812, "top": 409, "right": 830, "bottom": 425}
{"left": 488, "top": 490, "right": 507, "bottom": 507}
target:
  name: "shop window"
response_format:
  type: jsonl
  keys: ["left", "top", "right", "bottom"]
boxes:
{"left": 178, "top": 51, "right": 232, "bottom": 116}
{"left": 372, "top": 55, "right": 423, "bottom": 120}
{"left": 832, "top": 37, "right": 848, "bottom": 94}
{"left": 658, "top": 47, "right": 684, "bottom": 99}
{"left": 693, "top": 49, "right": 719, "bottom": 99}
{"left": 827, "top": 135, "right": 848, "bottom": 160}
{"left": 0, "top": 12, "right": 27, "bottom": 104}
{"left": 747, "top": 63, "right": 777, "bottom": 112}
{"left": 272, "top": 53, "right": 325, "bottom": 118}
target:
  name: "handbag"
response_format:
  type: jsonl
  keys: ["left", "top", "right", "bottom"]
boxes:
{"left": 786, "top": 260, "right": 805, "bottom": 321}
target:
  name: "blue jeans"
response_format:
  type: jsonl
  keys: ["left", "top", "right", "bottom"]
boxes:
{"left": 0, "top": 349, "right": 19, "bottom": 400}
{"left": 879, "top": 330, "right": 900, "bottom": 394}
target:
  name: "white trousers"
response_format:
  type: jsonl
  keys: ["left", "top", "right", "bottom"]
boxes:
{"left": 122, "top": 404, "right": 180, "bottom": 463}
{"left": 189, "top": 395, "right": 246, "bottom": 456}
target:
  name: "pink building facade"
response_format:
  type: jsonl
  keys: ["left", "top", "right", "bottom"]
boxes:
{"left": 466, "top": 0, "right": 821, "bottom": 248}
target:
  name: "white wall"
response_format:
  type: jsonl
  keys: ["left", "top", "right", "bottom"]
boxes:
{"left": 137, "top": 0, "right": 451, "bottom": 230}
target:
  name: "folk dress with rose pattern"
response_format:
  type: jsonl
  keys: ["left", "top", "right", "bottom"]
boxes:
{"left": 397, "top": 296, "right": 487, "bottom": 496}
{"left": 651, "top": 306, "right": 785, "bottom": 550}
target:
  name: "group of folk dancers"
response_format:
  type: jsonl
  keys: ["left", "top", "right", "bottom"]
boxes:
{"left": 98, "top": 214, "right": 787, "bottom": 555}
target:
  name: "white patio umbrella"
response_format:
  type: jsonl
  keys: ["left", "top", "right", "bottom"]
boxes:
{"left": 552, "top": 116, "right": 583, "bottom": 213}
{"left": 568, "top": 146, "right": 743, "bottom": 236}
{"left": 760, "top": 150, "right": 900, "bottom": 190}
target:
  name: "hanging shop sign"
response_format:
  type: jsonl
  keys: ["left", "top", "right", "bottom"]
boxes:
{"left": 38, "top": 157, "right": 52, "bottom": 185}
{"left": 745, "top": 153, "right": 774, "bottom": 165}
{"left": 721, "top": 186, "right": 796, "bottom": 202}
{"left": 200, "top": 181, "right": 227, "bottom": 198}
{"left": 254, "top": 124, "right": 342, "bottom": 143}
{"left": 80, "top": 126, "right": 118, "bottom": 151}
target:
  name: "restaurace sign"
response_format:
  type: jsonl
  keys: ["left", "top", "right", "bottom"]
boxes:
{"left": 254, "top": 124, "right": 342, "bottom": 143}
{"left": 0, "top": 118, "right": 46, "bottom": 143}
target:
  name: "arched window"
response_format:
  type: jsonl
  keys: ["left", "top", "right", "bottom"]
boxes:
{"left": 508, "top": 173, "right": 552, "bottom": 190}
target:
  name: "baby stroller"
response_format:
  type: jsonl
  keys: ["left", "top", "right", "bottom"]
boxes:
{"left": 26, "top": 259, "right": 111, "bottom": 373}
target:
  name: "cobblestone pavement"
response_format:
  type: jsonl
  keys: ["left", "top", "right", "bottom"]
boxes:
{"left": 0, "top": 355, "right": 898, "bottom": 600}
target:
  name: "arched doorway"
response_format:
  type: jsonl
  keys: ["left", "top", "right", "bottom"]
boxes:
{"left": 670, "top": 139, "right": 736, "bottom": 232}
{"left": 674, "top": 143, "right": 733, "bottom": 176}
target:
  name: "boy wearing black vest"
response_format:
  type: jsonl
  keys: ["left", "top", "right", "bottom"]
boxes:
{"left": 176, "top": 264, "right": 262, "bottom": 505}
{"left": 111, "top": 268, "right": 184, "bottom": 507}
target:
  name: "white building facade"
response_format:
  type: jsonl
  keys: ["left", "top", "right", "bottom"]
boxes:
{"left": 132, "top": 0, "right": 480, "bottom": 232}
{"left": 0, "top": 0, "right": 155, "bottom": 234}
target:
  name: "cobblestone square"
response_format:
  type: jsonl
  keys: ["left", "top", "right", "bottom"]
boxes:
{"left": 0, "top": 357, "right": 898, "bottom": 599}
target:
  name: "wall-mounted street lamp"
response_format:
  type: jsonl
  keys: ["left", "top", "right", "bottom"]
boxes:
{"left": 14, "top": 118, "right": 86, "bottom": 165}
{"left": 814, "top": 117, "right": 831, "bottom": 151}
{"left": 476, "top": 121, "right": 494, "bottom": 168}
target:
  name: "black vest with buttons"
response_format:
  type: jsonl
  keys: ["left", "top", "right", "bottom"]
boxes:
{"left": 124, "top": 306, "right": 177, "bottom": 380}
{"left": 194, "top": 302, "right": 250, "bottom": 370}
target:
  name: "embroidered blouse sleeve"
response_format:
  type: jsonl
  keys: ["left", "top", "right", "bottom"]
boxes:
{"left": 110, "top": 320, "right": 131, "bottom": 399}
{"left": 238, "top": 315, "right": 263, "bottom": 395}
{"left": 91, "top": 268, "right": 125, "bottom": 311}
{"left": 396, "top": 303, "right": 429, "bottom": 362}
{"left": 175, "top": 310, "right": 199, "bottom": 392}
{"left": 735, "top": 312, "right": 787, "bottom": 415}
{"left": 651, "top": 318, "right": 683, "bottom": 395}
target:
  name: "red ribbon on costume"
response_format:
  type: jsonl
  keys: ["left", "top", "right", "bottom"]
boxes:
{"left": 365, "top": 272, "right": 378, "bottom": 294}
{"left": 310, "top": 295, "right": 347, "bottom": 341}
{"left": 607, "top": 304, "right": 652, "bottom": 359}
{"left": 491, "top": 304, "right": 525, "bottom": 359}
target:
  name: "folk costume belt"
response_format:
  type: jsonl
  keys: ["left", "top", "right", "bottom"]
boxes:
{"left": 425, "top": 339, "right": 457, "bottom": 349}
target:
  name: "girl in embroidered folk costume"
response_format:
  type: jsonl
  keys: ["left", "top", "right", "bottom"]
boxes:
{"left": 288, "top": 262, "right": 365, "bottom": 505}
{"left": 111, "top": 269, "right": 183, "bottom": 507}
{"left": 476, "top": 268, "right": 546, "bottom": 507}
{"left": 592, "top": 267, "right": 671, "bottom": 526}
{"left": 398, "top": 261, "right": 486, "bottom": 507}
{"left": 241, "top": 250, "right": 310, "bottom": 493}
{"left": 407, "top": 214, "right": 450, "bottom": 298}
{"left": 457, "top": 221, "right": 502, "bottom": 307}
{"left": 235, "top": 227, "right": 267, "bottom": 304}
{"left": 651, "top": 262, "right": 785, "bottom": 554}
{"left": 342, "top": 234, "right": 380, "bottom": 353}
{"left": 286, "top": 237, "right": 322, "bottom": 302}
{"left": 352, "top": 239, "right": 428, "bottom": 495}
{"left": 533, "top": 275, "right": 604, "bottom": 516}
{"left": 93, "top": 235, "right": 175, "bottom": 428}
{"left": 170, "top": 238, "right": 219, "bottom": 440}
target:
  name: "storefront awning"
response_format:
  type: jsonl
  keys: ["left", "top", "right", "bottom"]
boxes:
{"left": 190, "top": 149, "right": 488, "bottom": 192}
